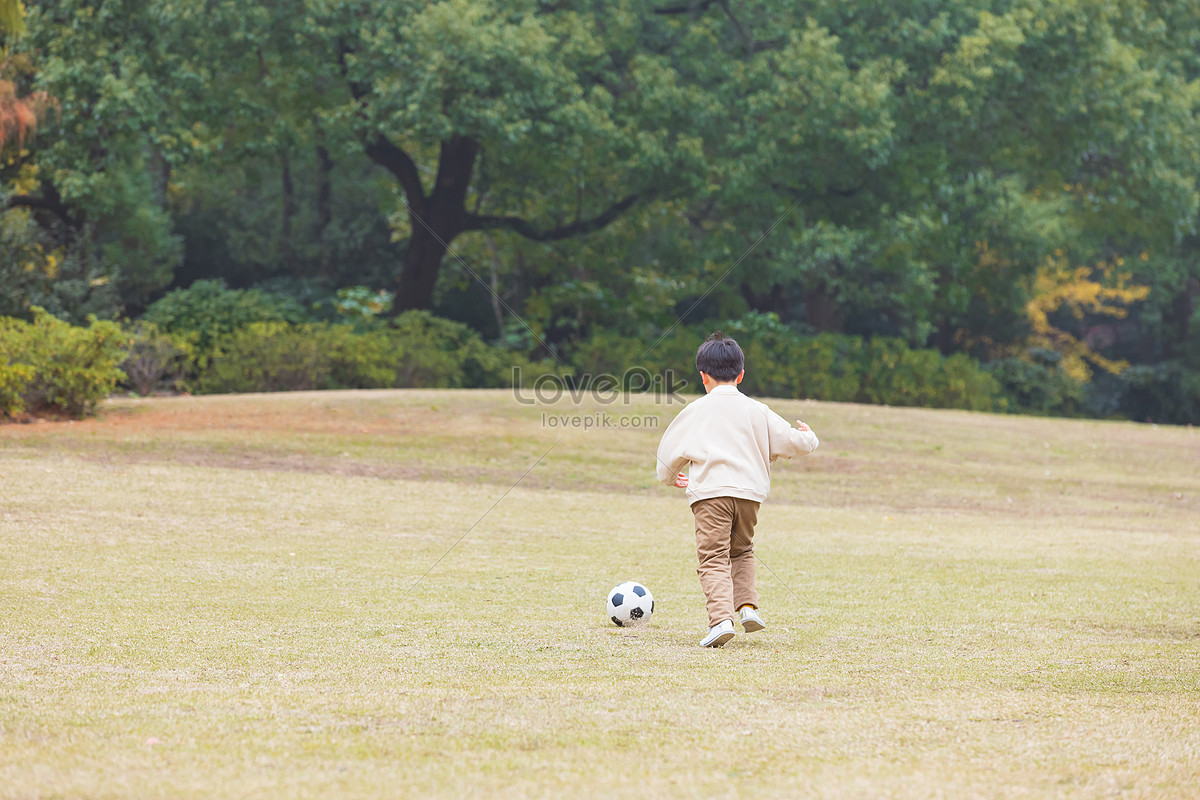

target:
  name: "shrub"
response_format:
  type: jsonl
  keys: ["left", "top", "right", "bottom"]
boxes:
{"left": 570, "top": 315, "right": 1003, "bottom": 411}
{"left": 566, "top": 326, "right": 698, "bottom": 390}
{"left": 193, "top": 312, "right": 544, "bottom": 395}
{"left": 855, "top": 338, "right": 1001, "bottom": 411}
{"left": 1106, "top": 362, "right": 1200, "bottom": 424}
{"left": 196, "top": 322, "right": 385, "bottom": 394}
{"left": 324, "top": 326, "right": 402, "bottom": 389}
{"left": 0, "top": 342, "right": 34, "bottom": 418}
{"left": 120, "top": 322, "right": 192, "bottom": 396}
{"left": 987, "top": 354, "right": 1087, "bottom": 417}
{"left": 142, "top": 279, "right": 310, "bottom": 357}
{"left": 392, "top": 310, "right": 516, "bottom": 388}
{"left": 0, "top": 308, "right": 127, "bottom": 418}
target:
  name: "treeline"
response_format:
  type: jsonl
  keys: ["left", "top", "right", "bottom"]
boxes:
{"left": 1, "top": 1, "right": 1199, "bottom": 423}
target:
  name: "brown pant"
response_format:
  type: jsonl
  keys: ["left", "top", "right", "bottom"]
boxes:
{"left": 691, "top": 496, "right": 761, "bottom": 627}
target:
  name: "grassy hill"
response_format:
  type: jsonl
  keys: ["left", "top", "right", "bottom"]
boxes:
{"left": 2, "top": 389, "right": 1198, "bottom": 798}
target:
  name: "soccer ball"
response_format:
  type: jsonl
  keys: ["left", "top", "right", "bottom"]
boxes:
{"left": 606, "top": 581, "right": 654, "bottom": 627}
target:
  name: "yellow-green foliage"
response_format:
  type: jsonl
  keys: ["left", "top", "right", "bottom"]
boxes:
{"left": 0, "top": 308, "right": 127, "bottom": 418}
{"left": 119, "top": 321, "right": 193, "bottom": 396}
{"left": 196, "top": 322, "right": 395, "bottom": 395}
{"left": 1024, "top": 252, "right": 1151, "bottom": 382}
{"left": 191, "top": 312, "right": 562, "bottom": 395}
{"left": 0, "top": 346, "right": 33, "bottom": 416}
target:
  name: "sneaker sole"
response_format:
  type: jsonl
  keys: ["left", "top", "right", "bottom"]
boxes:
{"left": 702, "top": 631, "right": 736, "bottom": 648}
{"left": 741, "top": 619, "right": 765, "bottom": 633}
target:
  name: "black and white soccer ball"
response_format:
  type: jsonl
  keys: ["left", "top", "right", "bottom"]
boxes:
{"left": 606, "top": 581, "right": 654, "bottom": 627}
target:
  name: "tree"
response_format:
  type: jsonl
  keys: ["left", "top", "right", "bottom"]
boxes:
{"left": 637, "top": 0, "right": 1200, "bottom": 354}
{"left": 4, "top": 0, "right": 194, "bottom": 320}
{"left": 321, "top": 0, "right": 706, "bottom": 311}
{"left": 163, "top": 1, "right": 405, "bottom": 294}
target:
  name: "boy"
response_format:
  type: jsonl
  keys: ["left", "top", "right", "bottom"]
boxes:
{"left": 655, "top": 332, "right": 819, "bottom": 647}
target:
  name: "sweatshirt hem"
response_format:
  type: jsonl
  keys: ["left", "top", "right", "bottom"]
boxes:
{"left": 687, "top": 487, "right": 768, "bottom": 505}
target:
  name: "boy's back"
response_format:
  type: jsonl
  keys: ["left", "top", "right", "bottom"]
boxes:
{"left": 655, "top": 384, "right": 818, "bottom": 504}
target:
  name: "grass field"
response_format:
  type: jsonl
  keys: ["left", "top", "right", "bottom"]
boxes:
{"left": 2, "top": 388, "right": 1198, "bottom": 799}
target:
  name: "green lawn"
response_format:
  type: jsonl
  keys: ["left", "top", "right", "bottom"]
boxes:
{"left": 2, "top": 389, "right": 1198, "bottom": 798}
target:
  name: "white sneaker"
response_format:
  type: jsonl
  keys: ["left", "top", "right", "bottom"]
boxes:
{"left": 739, "top": 607, "right": 765, "bottom": 632}
{"left": 700, "top": 619, "right": 736, "bottom": 648}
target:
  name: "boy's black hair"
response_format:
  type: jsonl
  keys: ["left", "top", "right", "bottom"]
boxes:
{"left": 695, "top": 331, "right": 744, "bottom": 381}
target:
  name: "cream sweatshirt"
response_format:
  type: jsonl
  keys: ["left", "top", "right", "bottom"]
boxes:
{"left": 655, "top": 385, "right": 819, "bottom": 504}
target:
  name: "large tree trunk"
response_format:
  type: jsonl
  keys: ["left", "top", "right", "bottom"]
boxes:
{"left": 397, "top": 225, "right": 451, "bottom": 313}
{"left": 367, "top": 134, "right": 480, "bottom": 312}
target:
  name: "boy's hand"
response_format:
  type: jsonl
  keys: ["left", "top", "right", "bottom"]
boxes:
{"left": 796, "top": 420, "right": 811, "bottom": 431}
{"left": 673, "top": 472, "right": 688, "bottom": 488}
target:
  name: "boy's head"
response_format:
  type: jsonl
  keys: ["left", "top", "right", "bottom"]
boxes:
{"left": 695, "top": 331, "right": 744, "bottom": 383}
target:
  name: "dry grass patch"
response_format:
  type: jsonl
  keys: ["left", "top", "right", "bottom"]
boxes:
{"left": 2, "top": 389, "right": 1198, "bottom": 798}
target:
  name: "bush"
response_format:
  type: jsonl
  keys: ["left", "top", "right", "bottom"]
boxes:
{"left": 119, "top": 322, "right": 193, "bottom": 396}
{"left": 192, "top": 311, "right": 552, "bottom": 395}
{"left": 1105, "top": 362, "right": 1200, "bottom": 424}
{"left": 986, "top": 354, "right": 1087, "bottom": 417}
{"left": 569, "top": 315, "right": 1003, "bottom": 411}
{"left": 566, "top": 326, "right": 698, "bottom": 389}
{"left": 0, "top": 308, "right": 127, "bottom": 418}
{"left": 196, "top": 322, "right": 393, "bottom": 394}
{"left": 0, "top": 347, "right": 34, "bottom": 418}
{"left": 142, "top": 279, "right": 310, "bottom": 357}
{"left": 392, "top": 310, "right": 518, "bottom": 388}
{"left": 855, "top": 338, "right": 1002, "bottom": 411}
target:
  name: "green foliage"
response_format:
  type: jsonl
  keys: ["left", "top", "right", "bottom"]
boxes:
{"left": 852, "top": 338, "right": 1002, "bottom": 411}
{"left": 724, "top": 314, "right": 1002, "bottom": 411}
{"left": 119, "top": 321, "right": 191, "bottom": 397}
{"left": 197, "top": 322, "right": 358, "bottom": 395}
{"left": 565, "top": 327, "right": 699, "bottom": 388}
{"left": 141, "top": 280, "right": 310, "bottom": 358}
{"left": 569, "top": 314, "right": 1003, "bottom": 412}
{"left": 0, "top": 307, "right": 126, "bottom": 418}
{"left": 986, "top": 354, "right": 1087, "bottom": 418}
{"left": 1099, "top": 362, "right": 1200, "bottom": 424}
{"left": 6, "top": 0, "right": 1200, "bottom": 423}
{"left": 189, "top": 311, "right": 554, "bottom": 395}
{"left": 391, "top": 310, "right": 520, "bottom": 389}
{"left": 0, "top": 209, "right": 52, "bottom": 320}
{"left": 0, "top": 0, "right": 26, "bottom": 37}
{"left": 16, "top": 0, "right": 191, "bottom": 314}
{"left": 0, "top": 346, "right": 34, "bottom": 418}
{"left": 335, "top": 286, "right": 395, "bottom": 323}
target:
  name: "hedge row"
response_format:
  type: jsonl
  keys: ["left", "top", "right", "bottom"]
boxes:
{"left": 3, "top": 306, "right": 1196, "bottom": 423}
{"left": 569, "top": 314, "right": 1003, "bottom": 412}
{"left": 1, "top": 309, "right": 557, "bottom": 419}
{"left": 125, "top": 311, "right": 562, "bottom": 398}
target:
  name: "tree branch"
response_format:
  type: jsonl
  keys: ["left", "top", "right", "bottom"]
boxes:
{"left": 337, "top": 38, "right": 371, "bottom": 103}
{"left": 467, "top": 194, "right": 640, "bottom": 241}
{"left": 718, "top": 0, "right": 755, "bottom": 52}
{"left": 337, "top": 40, "right": 429, "bottom": 216}
{"left": 654, "top": 0, "right": 720, "bottom": 15}
{"left": 365, "top": 135, "right": 427, "bottom": 214}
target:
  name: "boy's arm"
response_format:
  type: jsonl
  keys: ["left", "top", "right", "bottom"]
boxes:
{"left": 766, "top": 407, "right": 819, "bottom": 461}
{"left": 655, "top": 411, "right": 693, "bottom": 486}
